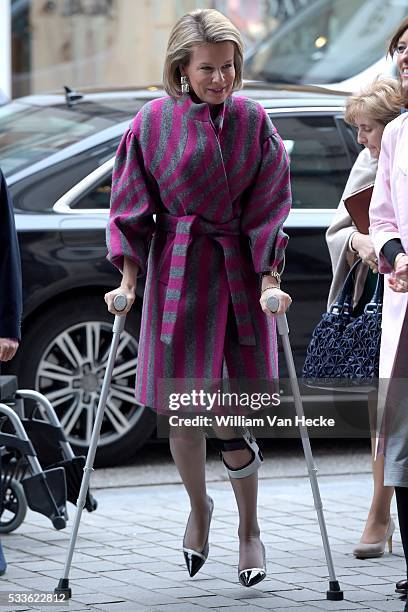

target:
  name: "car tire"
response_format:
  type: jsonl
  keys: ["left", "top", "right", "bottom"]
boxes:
{"left": 11, "top": 296, "right": 156, "bottom": 467}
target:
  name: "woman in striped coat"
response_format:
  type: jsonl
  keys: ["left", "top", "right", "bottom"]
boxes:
{"left": 105, "top": 9, "right": 292, "bottom": 587}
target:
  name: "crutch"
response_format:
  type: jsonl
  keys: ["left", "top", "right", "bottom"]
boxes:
{"left": 267, "top": 294, "right": 344, "bottom": 601}
{"left": 55, "top": 293, "right": 128, "bottom": 599}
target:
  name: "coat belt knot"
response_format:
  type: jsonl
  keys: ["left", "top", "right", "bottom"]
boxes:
{"left": 157, "top": 214, "right": 256, "bottom": 346}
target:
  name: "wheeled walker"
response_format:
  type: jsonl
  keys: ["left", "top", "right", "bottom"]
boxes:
{"left": 0, "top": 375, "right": 97, "bottom": 533}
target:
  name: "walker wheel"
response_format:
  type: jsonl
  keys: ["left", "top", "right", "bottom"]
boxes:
{"left": 0, "top": 478, "right": 27, "bottom": 533}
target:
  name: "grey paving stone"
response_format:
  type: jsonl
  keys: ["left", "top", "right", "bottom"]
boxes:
{"left": 156, "top": 569, "right": 199, "bottom": 581}
{"left": 67, "top": 592, "right": 128, "bottom": 605}
{"left": 8, "top": 576, "right": 72, "bottom": 592}
{"left": 359, "top": 564, "right": 405, "bottom": 577}
{"left": 69, "top": 575, "right": 129, "bottom": 592}
{"left": 12, "top": 560, "right": 63, "bottom": 572}
{"left": 132, "top": 560, "right": 184, "bottom": 573}
{"left": 147, "top": 585, "right": 213, "bottom": 598}
{"left": 36, "top": 602, "right": 91, "bottom": 612}
{"left": 146, "top": 605, "right": 213, "bottom": 612}
{"left": 185, "top": 595, "right": 247, "bottom": 607}
{"left": 370, "top": 600, "right": 407, "bottom": 611}
{"left": 222, "top": 587, "right": 273, "bottom": 599}
{"left": 311, "top": 599, "right": 373, "bottom": 610}
{"left": 91, "top": 585, "right": 179, "bottom": 606}
{"left": 71, "top": 560, "right": 129, "bottom": 572}
{"left": 247, "top": 596, "right": 321, "bottom": 609}
{"left": 1, "top": 566, "right": 42, "bottom": 580}
{"left": 92, "top": 604, "right": 150, "bottom": 612}
{"left": 39, "top": 568, "right": 95, "bottom": 579}
{"left": 277, "top": 588, "right": 327, "bottom": 603}
{"left": 345, "top": 588, "right": 400, "bottom": 602}
{"left": 209, "top": 607, "right": 264, "bottom": 612}
{"left": 92, "top": 568, "right": 171, "bottom": 586}
{"left": 341, "top": 573, "right": 391, "bottom": 587}
{"left": 269, "top": 608, "right": 323, "bottom": 612}
{"left": 268, "top": 571, "right": 322, "bottom": 584}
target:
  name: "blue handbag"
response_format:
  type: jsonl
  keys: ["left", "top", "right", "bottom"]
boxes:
{"left": 302, "top": 259, "right": 383, "bottom": 386}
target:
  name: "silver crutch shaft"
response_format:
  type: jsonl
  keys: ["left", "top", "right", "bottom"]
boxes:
{"left": 267, "top": 296, "right": 343, "bottom": 601}
{"left": 55, "top": 294, "right": 127, "bottom": 599}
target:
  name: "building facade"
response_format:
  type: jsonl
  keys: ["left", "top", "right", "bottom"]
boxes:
{"left": 3, "top": 0, "right": 313, "bottom": 98}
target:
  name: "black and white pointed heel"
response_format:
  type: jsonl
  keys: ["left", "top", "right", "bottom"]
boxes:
{"left": 182, "top": 496, "right": 214, "bottom": 577}
{"left": 238, "top": 541, "right": 266, "bottom": 587}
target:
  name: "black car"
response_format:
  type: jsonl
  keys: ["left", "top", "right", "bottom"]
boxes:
{"left": 1, "top": 84, "right": 360, "bottom": 465}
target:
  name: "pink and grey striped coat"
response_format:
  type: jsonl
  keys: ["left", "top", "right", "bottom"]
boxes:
{"left": 107, "top": 94, "right": 291, "bottom": 411}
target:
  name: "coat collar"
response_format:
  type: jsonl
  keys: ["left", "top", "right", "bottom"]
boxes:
{"left": 175, "top": 94, "right": 230, "bottom": 132}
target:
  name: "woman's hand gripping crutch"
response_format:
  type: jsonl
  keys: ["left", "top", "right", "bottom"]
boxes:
{"left": 55, "top": 293, "right": 128, "bottom": 600}
{"left": 266, "top": 293, "right": 344, "bottom": 602}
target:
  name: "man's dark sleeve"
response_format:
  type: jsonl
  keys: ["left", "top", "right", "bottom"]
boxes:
{"left": 0, "top": 170, "right": 22, "bottom": 340}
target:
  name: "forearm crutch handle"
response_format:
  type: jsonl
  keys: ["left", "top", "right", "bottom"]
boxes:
{"left": 266, "top": 295, "right": 288, "bottom": 335}
{"left": 113, "top": 294, "right": 127, "bottom": 333}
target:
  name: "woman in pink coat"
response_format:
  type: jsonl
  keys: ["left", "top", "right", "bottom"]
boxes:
{"left": 105, "top": 9, "right": 292, "bottom": 587}
{"left": 370, "top": 28, "right": 408, "bottom": 599}
{"left": 326, "top": 78, "right": 401, "bottom": 561}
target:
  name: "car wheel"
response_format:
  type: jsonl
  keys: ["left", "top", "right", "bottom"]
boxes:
{"left": 12, "top": 296, "right": 156, "bottom": 467}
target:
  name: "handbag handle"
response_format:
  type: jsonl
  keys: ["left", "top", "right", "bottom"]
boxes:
{"left": 364, "top": 272, "right": 383, "bottom": 313}
{"left": 330, "top": 259, "right": 362, "bottom": 314}
{"left": 330, "top": 258, "right": 384, "bottom": 315}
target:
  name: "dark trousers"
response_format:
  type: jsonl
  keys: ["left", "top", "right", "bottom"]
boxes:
{"left": 0, "top": 452, "right": 5, "bottom": 575}
{"left": 396, "top": 487, "right": 408, "bottom": 580}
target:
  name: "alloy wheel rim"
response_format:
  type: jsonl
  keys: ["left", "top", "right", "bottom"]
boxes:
{"left": 35, "top": 321, "right": 142, "bottom": 448}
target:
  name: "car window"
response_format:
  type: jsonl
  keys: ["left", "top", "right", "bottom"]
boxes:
{"left": 272, "top": 114, "right": 351, "bottom": 209}
{"left": 72, "top": 176, "right": 112, "bottom": 210}
{"left": 11, "top": 142, "right": 117, "bottom": 212}
{"left": 244, "top": 0, "right": 407, "bottom": 84}
{"left": 0, "top": 100, "right": 136, "bottom": 177}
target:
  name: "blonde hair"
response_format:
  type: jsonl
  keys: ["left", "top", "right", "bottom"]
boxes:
{"left": 344, "top": 78, "right": 403, "bottom": 126}
{"left": 163, "top": 9, "right": 244, "bottom": 98}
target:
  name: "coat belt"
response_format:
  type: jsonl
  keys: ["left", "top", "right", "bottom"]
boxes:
{"left": 157, "top": 214, "right": 256, "bottom": 346}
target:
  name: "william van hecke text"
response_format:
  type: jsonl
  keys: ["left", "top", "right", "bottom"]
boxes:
{"left": 168, "top": 415, "right": 336, "bottom": 428}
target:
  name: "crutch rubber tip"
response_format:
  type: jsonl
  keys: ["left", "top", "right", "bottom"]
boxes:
{"left": 326, "top": 580, "right": 343, "bottom": 600}
{"left": 54, "top": 578, "right": 72, "bottom": 600}
{"left": 52, "top": 516, "right": 66, "bottom": 530}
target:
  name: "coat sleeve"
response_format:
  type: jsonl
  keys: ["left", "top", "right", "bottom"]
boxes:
{"left": 106, "top": 125, "right": 158, "bottom": 275}
{"left": 0, "top": 170, "right": 22, "bottom": 340}
{"left": 325, "top": 197, "right": 360, "bottom": 308}
{"left": 369, "top": 124, "right": 400, "bottom": 274}
{"left": 325, "top": 149, "right": 376, "bottom": 308}
{"left": 240, "top": 131, "right": 291, "bottom": 273}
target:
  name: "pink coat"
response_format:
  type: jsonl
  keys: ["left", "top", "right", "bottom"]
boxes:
{"left": 370, "top": 113, "right": 408, "bottom": 381}
{"left": 107, "top": 94, "right": 291, "bottom": 411}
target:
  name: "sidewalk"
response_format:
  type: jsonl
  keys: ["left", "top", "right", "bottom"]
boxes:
{"left": 0, "top": 472, "right": 407, "bottom": 612}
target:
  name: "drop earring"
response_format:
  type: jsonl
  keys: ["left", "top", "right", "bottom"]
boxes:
{"left": 181, "top": 75, "right": 190, "bottom": 94}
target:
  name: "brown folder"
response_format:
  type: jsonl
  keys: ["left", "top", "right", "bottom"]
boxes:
{"left": 344, "top": 185, "right": 374, "bottom": 235}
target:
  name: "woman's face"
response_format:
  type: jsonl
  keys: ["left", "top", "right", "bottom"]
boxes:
{"left": 396, "top": 28, "right": 408, "bottom": 96}
{"left": 354, "top": 114, "right": 385, "bottom": 159}
{"left": 181, "top": 42, "right": 235, "bottom": 106}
